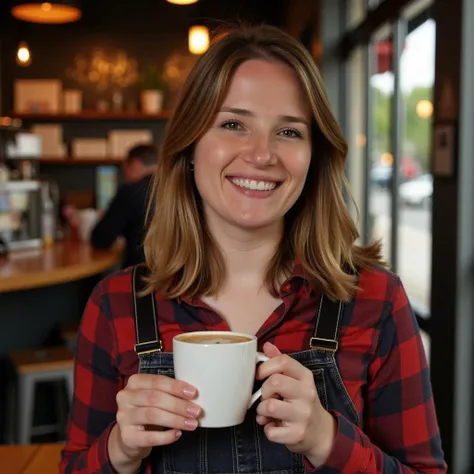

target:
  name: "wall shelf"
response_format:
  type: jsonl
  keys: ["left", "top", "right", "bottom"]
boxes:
{"left": 11, "top": 110, "right": 171, "bottom": 121}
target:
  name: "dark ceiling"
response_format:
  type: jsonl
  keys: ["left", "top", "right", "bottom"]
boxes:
{"left": 0, "top": 0, "right": 285, "bottom": 35}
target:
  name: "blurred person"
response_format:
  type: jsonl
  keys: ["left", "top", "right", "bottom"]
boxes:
{"left": 91, "top": 143, "right": 157, "bottom": 267}
{"left": 61, "top": 25, "right": 446, "bottom": 474}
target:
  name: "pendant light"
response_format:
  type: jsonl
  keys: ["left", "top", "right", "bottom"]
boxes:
{"left": 188, "top": 25, "right": 209, "bottom": 55}
{"left": 11, "top": 1, "right": 81, "bottom": 24}
{"left": 16, "top": 42, "right": 32, "bottom": 66}
{"left": 167, "top": 0, "right": 199, "bottom": 4}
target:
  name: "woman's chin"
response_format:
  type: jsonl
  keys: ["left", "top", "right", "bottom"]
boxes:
{"left": 231, "top": 215, "right": 283, "bottom": 232}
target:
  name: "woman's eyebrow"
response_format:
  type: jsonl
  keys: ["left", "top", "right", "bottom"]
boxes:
{"left": 220, "top": 106, "right": 308, "bottom": 126}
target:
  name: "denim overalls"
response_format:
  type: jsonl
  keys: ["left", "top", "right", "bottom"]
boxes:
{"left": 132, "top": 266, "right": 359, "bottom": 474}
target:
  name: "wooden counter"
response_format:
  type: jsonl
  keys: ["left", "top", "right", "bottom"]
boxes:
{"left": 0, "top": 240, "right": 122, "bottom": 292}
{"left": 0, "top": 443, "right": 64, "bottom": 474}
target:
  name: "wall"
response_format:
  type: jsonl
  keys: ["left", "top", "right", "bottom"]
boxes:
{"left": 0, "top": 0, "right": 286, "bottom": 444}
{"left": 0, "top": 0, "right": 284, "bottom": 202}
{"left": 0, "top": 0, "right": 284, "bottom": 113}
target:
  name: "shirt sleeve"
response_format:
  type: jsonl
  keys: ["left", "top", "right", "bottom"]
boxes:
{"left": 91, "top": 186, "right": 130, "bottom": 249}
{"left": 305, "top": 277, "right": 447, "bottom": 473}
{"left": 59, "top": 281, "right": 121, "bottom": 474}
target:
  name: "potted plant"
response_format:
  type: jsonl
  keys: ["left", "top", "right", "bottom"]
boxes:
{"left": 140, "top": 65, "right": 165, "bottom": 114}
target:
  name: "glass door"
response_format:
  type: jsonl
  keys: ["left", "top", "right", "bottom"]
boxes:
{"left": 368, "top": 25, "right": 395, "bottom": 264}
{"left": 344, "top": 2, "right": 435, "bottom": 359}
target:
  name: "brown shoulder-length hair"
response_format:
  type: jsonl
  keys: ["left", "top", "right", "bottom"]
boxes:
{"left": 143, "top": 24, "right": 384, "bottom": 303}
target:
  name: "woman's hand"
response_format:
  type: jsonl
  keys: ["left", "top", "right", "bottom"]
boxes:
{"left": 256, "top": 342, "right": 337, "bottom": 468}
{"left": 108, "top": 374, "right": 202, "bottom": 473}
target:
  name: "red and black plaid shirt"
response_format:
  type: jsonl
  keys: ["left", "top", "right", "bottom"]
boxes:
{"left": 60, "top": 263, "right": 446, "bottom": 473}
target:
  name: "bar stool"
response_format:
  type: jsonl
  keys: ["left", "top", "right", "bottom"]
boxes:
{"left": 7, "top": 346, "right": 74, "bottom": 444}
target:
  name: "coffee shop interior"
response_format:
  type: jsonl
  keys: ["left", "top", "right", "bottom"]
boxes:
{"left": 0, "top": 0, "right": 473, "bottom": 471}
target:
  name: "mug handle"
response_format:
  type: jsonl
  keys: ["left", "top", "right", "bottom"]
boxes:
{"left": 248, "top": 352, "right": 270, "bottom": 408}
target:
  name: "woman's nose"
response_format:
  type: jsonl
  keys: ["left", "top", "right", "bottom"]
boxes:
{"left": 245, "top": 134, "right": 275, "bottom": 167}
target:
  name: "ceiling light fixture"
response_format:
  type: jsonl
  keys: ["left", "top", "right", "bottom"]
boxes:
{"left": 167, "top": 0, "right": 199, "bottom": 4}
{"left": 11, "top": 1, "right": 82, "bottom": 24}
{"left": 188, "top": 25, "right": 209, "bottom": 55}
{"left": 16, "top": 42, "right": 32, "bottom": 66}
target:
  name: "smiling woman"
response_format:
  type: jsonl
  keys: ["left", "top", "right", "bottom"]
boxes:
{"left": 194, "top": 59, "right": 312, "bottom": 232}
{"left": 60, "top": 24, "right": 446, "bottom": 474}
{"left": 144, "top": 26, "right": 383, "bottom": 301}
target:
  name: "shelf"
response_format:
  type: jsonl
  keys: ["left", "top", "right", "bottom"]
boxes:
{"left": 10, "top": 110, "right": 171, "bottom": 121}
{"left": 39, "top": 157, "right": 125, "bottom": 165}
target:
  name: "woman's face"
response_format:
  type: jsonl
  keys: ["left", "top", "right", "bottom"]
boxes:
{"left": 193, "top": 59, "right": 312, "bottom": 233}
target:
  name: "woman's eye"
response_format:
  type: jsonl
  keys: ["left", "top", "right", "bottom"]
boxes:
{"left": 279, "top": 128, "right": 303, "bottom": 139}
{"left": 221, "top": 121, "right": 242, "bottom": 131}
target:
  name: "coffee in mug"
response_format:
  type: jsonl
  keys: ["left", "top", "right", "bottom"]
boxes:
{"left": 176, "top": 333, "right": 252, "bottom": 344}
{"left": 173, "top": 331, "right": 268, "bottom": 428}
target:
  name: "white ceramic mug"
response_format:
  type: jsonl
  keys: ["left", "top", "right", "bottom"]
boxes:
{"left": 76, "top": 208, "right": 99, "bottom": 241}
{"left": 173, "top": 331, "right": 269, "bottom": 428}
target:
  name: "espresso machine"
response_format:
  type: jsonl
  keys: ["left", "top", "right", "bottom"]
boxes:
{"left": 0, "top": 124, "right": 50, "bottom": 252}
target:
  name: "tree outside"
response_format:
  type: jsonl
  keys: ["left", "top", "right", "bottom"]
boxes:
{"left": 372, "top": 85, "right": 433, "bottom": 172}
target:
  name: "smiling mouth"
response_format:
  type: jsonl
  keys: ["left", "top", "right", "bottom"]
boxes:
{"left": 228, "top": 177, "right": 281, "bottom": 191}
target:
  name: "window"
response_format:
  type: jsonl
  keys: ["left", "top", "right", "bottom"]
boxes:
{"left": 397, "top": 18, "right": 435, "bottom": 312}
{"left": 347, "top": 0, "right": 367, "bottom": 29}
{"left": 344, "top": 6, "right": 435, "bottom": 358}
{"left": 368, "top": 26, "right": 394, "bottom": 264}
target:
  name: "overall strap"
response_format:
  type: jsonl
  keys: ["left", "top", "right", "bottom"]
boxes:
{"left": 310, "top": 295, "right": 344, "bottom": 352}
{"left": 132, "top": 265, "right": 163, "bottom": 355}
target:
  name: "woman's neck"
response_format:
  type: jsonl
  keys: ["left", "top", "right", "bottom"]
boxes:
{"left": 207, "top": 219, "right": 283, "bottom": 289}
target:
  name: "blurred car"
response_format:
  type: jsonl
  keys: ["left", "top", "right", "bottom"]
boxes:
{"left": 370, "top": 165, "right": 392, "bottom": 188}
{"left": 370, "top": 157, "right": 422, "bottom": 189}
{"left": 399, "top": 174, "right": 433, "bottom": 206}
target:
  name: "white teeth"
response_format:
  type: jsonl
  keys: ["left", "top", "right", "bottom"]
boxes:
{"left": 230, "top": 178, "right": 277, "bottom": 191}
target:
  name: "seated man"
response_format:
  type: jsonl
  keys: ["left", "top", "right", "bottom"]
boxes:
{"left": 91, "top": 143, "right": 157, "bottom": 267}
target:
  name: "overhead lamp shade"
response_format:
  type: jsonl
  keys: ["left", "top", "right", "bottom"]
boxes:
{"left": 188, "top": 25, "right": 209, "bottom": 55}
{"left": 11, "top": 1, "right": 81, "bottom": 24}
{"left": 167, "top": 0, "right": 198, "bottom": 4}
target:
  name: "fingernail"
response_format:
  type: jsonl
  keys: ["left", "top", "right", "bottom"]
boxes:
{"left": 176, "top": 430, "right": 182, "bottom": 438}
{"left": 183, "top": 387, "right": 196, "bottom": 398}
{"left": 187, "top": 405, "right": 201, "bottom": 417}
{"left": 185, "top": 419, "right": 198, "bottom": 429}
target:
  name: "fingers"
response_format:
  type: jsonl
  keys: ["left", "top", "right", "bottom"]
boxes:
{"left": 260, "top": 374, "right": 317, "bottom": 402}
{"left": 257, "top": 353, "right": 310, "bottom": 382}
{"left": 118, "top": 406, "right": 199, "bottom": 431}
{"left": 262, "top": 342, "right": 282, "bottom": 358}
{"left": 256, "top": 414, "right": 272, "bottom": 425}
{"left": 257, "top": 398, "right": 298, "bottom": 423}
{"left": 126, "top": 374, "right": 197, "bottom": 400}
{"left": 120, "top": 389, "right": 202, "bottom": 419}
{"left": 263, "top": 421, "right": 305, "bottom": 445}
{"left": 116, "top": 373, "right": 203, "bottom": 454}
{"left": 120, "top": 425, "right": 183, "bottom": 449}
{"left": 257, "top": 373, "right": 318, "bottom": 426}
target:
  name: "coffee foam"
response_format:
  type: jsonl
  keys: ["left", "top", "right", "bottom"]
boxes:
{"left": 177, "top": 333, "right": 252, "bottom": 345}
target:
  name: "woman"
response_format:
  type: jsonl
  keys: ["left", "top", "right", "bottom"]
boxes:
{"left": 60, "top": 25, "right": 446, "bottom": 473}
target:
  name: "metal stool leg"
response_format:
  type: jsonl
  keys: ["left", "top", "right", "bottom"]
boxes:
{"left": 54, "top": 381, "right": 67, "bottom": 441}
{"left": 17, "top": 373, "right": 35, "bottom": 444}
{"left": 65, "top": 370, "right": 74, "bottom": 403}
{"left": 6, "top": 380, "right": 17, "bottom": 444}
